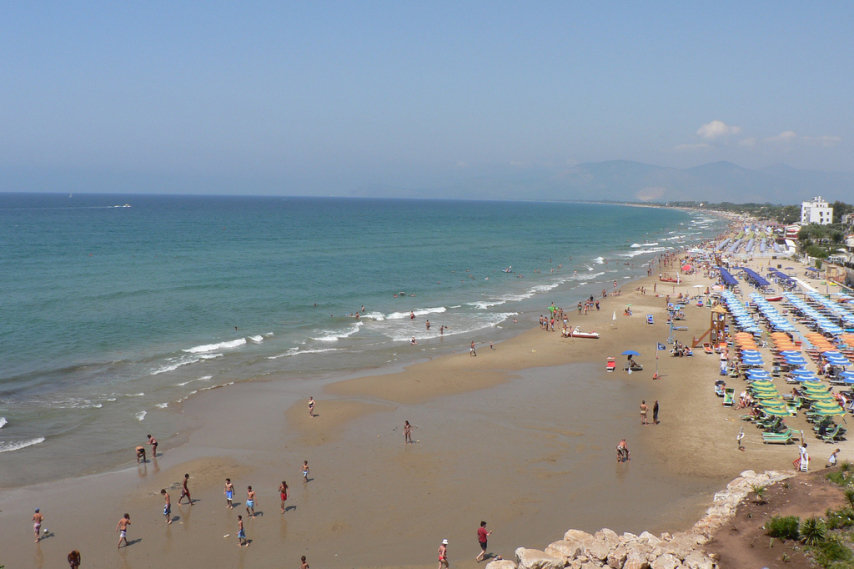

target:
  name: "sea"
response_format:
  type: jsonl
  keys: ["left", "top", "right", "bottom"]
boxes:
{"left": 0, "top": 193, "right": 727, "bottom": 485}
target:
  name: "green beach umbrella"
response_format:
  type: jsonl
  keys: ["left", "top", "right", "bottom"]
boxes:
{"left": 761, "top": 407, "right": 790, "bottom": 416}
{"left": 812, "top": 406, "right": 845, "bottom": 416}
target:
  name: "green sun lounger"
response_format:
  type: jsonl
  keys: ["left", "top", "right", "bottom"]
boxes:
{"left": 762, "top": 431, "right": 794, "bottom": 444}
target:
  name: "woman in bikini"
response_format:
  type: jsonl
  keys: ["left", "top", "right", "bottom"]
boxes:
{"left": 404, "top": 421, "right": 412, "bottom": 444}
{"left": 279, "top": 481, "right": 289, "bottom": 514}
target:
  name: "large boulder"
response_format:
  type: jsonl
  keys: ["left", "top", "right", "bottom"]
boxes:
{"left": 623, "top": 550, "right": 651, "bottom": 569}
{"left": 515, "top": 547, "right": 566, "bottom": 569}
{"left": 650, "top": 553, "right": 680, "bottom": 569}
{"left": 546, "top": 540, "right": 584, "bottom": 562}
{"left": 486, "top": 560, "right": 518, "bottom": 569}
{"left": 681, "top": 552, "right": 714, "bottom": 569}
{"left": 595, "top": 529, "right": 621, "bottom": 550}
{"left": 606, "top": 546, "right": 628, "bottom": 569}
{"left": 564, "top": 530, "right": 595, "bottom": 543}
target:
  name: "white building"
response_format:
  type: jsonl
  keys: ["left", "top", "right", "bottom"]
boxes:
{"left": 801, "top": 196, "right": 833, "bottom": 225}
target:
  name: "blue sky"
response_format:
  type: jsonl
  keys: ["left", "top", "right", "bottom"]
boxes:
{"left": 1, "top": 2, "right": 852, "bottom": 194}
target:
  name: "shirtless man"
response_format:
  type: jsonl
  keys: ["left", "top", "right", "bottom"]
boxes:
{"left": 246, "top": 486, "right": 256, "bottom": 517}
{"left": 147, "top": 434, "right": 158, "bottom": 458}
{"left": 426, "top": 319, "right": 431, "bottom": 330}
{"left": 33, "top": 508, "right": 44, "bottom": 542}
{"left": 135, "top": 445, "right": 146, "bottom": 464}
{"left": 67, "top": 550, "right": 81, "bottom": 569}
{"left": 308, "top": 397, "right": 315, "bottom": 418}
{"left": 224, "top": 478, "right": 234, "bottom": 508}
{"left": 302, "top": 460, "right": 310, "bottom": 483}
{"left": 438, "top": 538, "right": 450, "bottom": 569}
{"left": 640, "top": 401, "right": 648, "bottom": 425}
{"left": 179, "top": 473, "right": 193, "bottom": 505}
{"left": 116, "top": 513, "right": 131, "bottom": 548}
{"left": 301, "top": 555, "right": 310, "bottom": 569}
{"left": 616, "top": 439, "right": 630, "bottom": 462}
{"left": 161, "top": 489, "right": 172, "bottom": 524}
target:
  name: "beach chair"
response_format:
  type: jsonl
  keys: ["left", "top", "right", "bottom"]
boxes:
{"left": 646, "top": 314, "right": 654, "bottom": 325}
{"left": 762, "top": 430, "right": 794, "bottom": 444}
{"left": 723, "top": 388, "right": 735, "bottom": 406}
{"left": 606, "top": 357, "right": 616, "bottom": 373}
{"left": 703, "top": 343, "right": 714, "bottom": 355}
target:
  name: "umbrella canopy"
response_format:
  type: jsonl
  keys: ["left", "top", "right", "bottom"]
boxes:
{"left": 621, "top": 350, "right": 641, "bottom": 356}
{"left": 682, "top": 264, "right": 692, "bottom": 271}
{"left": 812, "top": 407, "right": 845, "bottom": 416}
{"left": 761, "top": 407, "right": 790, "bottom": 416}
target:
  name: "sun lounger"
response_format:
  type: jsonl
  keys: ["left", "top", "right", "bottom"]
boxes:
{"left": 703, "top": 343, "right": 713, "bottom": 355}
{"left": 606, "top": 357, "right": 616, "bottom": 372}
{"left": 762, "top": 431, "right": 794, "bottom": 444}
{"left": 647, "top": 315, "right": 654, "bottom": 325}
{"left": 723, "top": 389, "right": 734, "bottom": 406}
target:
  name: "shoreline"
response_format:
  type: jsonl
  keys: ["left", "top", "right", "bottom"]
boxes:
{"left": 3, "top": 211, "right": 785, "bottom": 569}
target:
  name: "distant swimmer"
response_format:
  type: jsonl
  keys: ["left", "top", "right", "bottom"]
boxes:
{"left": 361, "top": 305, "right": 365, "bottom": 312}
{"left": 440, "top": 325, "right": 444, "bottom": 335}
{"left": 426, "top": 320, "right": 430, "bottom": 330}
{"left": 410, "top": 311, "right": 415, "bottom": 319}
{"left": 411, "top": 337, "right": 417, "bottom": 345}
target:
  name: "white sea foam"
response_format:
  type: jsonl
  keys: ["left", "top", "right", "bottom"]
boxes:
{"left": 151, "top": 353, "right": 222, "bottom": 376}
{"left": 249, "top": 335, "right": 264, "bottom": 343}
{"left": 386, "top": 307, "right": 447, "bottom": 320}
{"left": 0, "top": 417, "right": 7, "bottom": 428}
{"left": 269, "top": 347, "right": 340, "bottom": 359}
{"left": 127, "top": 393, "right": 145, "bottom": 397}
{"left": 360, "top": 311, "right": 386, "bottom": 321}
{"left": 0, "top": 437, "right": 45, "bottom": 453}
{"left": 390, "top": 312, "right": 516, "bottom": 342}
{"left": 183, "top": 338, "right": 247, "bottom": 354}
{"left": 593, "top": 257, "right": 605, "bottom": 264}
{"left": 156, "top": 403, "right": 168, "bottom": 409}
{"left": 136, "top": 411, "right": 147, "bottom": 422}
{"left": 176, "top": 375, "right": 212, "bottom": 387}
{"left": 312, "top": 322, "right": 363, "bottom": 342}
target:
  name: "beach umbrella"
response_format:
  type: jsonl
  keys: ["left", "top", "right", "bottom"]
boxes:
{"left": 791, "top": 369, "right": 815, "bottom": 376}
{"left": 621, "top": 350, "right": 641, "bottom": 356}
{"left": 682, "top": 264, "right": 692, "bottom": 271}
{"left": 812, "top": 407, "right": 845, "bottom": 416}
{"left": 761, "top": 407, "right": 790, "bottom": 416}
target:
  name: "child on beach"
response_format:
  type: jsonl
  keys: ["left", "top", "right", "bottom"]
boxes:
{"left": 161, "top": 489, "right": 172, "bottom": 524}
{"left": 301, "top": 555, "right": 309, "bottom": 569}
{"left": 246, "top": 486, "right": 256, "bottom": 517}
{"left": 224, "top": 478, "right": 234, "bottom": 508}
{"left": 179, "top": 473, "right": 193, "bottom": 505}
{"left": 33, "top": 508, "right": 44, "bottom": 542}
{"left": 237, "top": 515, "right": 248, "bottom": 547}
{"left": 116, "top": 513, "right": 131, "bottom": 548}
{"left": 303, "top": 460, "right": 310, "bottom": 482}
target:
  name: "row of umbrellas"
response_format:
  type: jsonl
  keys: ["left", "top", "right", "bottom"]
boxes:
{"left": 722, "top": 291, "right": 762, "bottom": 335}
{"left": 750, "top": 293, "right": 796, "bottom": 333}
{"left": 784, "top": 293, "right": 845, "bottom": 336}
{"left": 807, "top": 291, "right": 854, "bottom": 328}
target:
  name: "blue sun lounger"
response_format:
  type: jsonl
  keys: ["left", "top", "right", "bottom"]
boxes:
{"left": 647, "top": 314, "right": 654, "bottom": 325}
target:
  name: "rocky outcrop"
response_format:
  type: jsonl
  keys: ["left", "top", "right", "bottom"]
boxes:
{"left": 494, "top": 470, "right": 793, "bottom": 569}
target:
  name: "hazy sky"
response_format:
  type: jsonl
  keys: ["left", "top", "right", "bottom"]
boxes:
{"left": 2, "top": 2, "right": 852, "bottom": 194}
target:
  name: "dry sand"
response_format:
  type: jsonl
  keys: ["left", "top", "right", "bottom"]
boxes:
{"left": 1, "top": 243, "right": 843, "bottom": 569}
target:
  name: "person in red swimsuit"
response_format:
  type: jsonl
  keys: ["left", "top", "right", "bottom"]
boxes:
{"left": 438, "top": 538, "right": 449, "bottom": 569}
{"left": 279, "top": 481, "right": 289, "bottom": 514}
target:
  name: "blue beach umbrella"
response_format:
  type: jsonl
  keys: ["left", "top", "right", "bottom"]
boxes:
{"left": 621, "top": 350, "right": 641, "bottom": 356}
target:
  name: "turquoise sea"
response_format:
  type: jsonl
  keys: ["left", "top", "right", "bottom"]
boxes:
{"left": 0, "top": 194, "right": 726, "bottom": 484}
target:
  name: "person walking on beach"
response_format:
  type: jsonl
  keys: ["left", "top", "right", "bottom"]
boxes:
{"left": 438, "top": 538, "right": 450, "bottom": 569}
{"left": 829, "top": 449, "right": 841, "bottom": 468}
{"left": 737, "top": 427, "right": 745, "bottom": 451}
{"left": 135, "top": 445, "right": 146, "bottom": 464}
{"left": 147, "top": 434, "right": 158, "bottom": 457}
{"left": 279, "top": 481, "right": 289, "bottom": 514}
{"left": 404, "top": 420, "right": 413, "bottom": 444}
{"left": 616, "top": 439, "right": 630, "bottom": 462}
{"left": 179, "top": 473, "right": 193, "bottom": 505}
{"left": 301, "top": 555, "right": 310, "bottom": 569}
{"left": 224, "top": 478, "right": 234, "bottom": 508}
{"left": 640, "top": 401, "right": 648, "bottom": 425}
{"left": 116, "top": 514, "right": 131, "bottom": 548}
{"left": 33, "top": 508, "right": 44, "bottom": 542}
{"left": 161, "top": 489, "right": 172, "bottom": 524}
{"left": 475, "top": 521, "right": 492, "bottom": 563}
{"left": 470, "top": 341, "right": 476, "bottom": 357}
{"left": 246, "top": 486, "right": 256, "bottom": 517}
{"left": 652, "top": 400, "right": 659, "bottom": 425}
{"left": 302, "top": 460, "right": 310, "bottom": 482}
{"left": 308, "top": 396, "right": 315, "bottom": 418}
{"left": 67, "top": 550, "right": 81, "bottom": 569}
{"left": 237, "top": 515, "right": 248, "bottom": 547}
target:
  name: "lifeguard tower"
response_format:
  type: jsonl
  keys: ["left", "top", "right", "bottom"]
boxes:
{"left": 692, "top": 304, "right": 727, "bottom": 348}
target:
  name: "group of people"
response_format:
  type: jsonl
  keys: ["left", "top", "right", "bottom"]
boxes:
{"left": 436, "top": 521, "right": 504, "bottom": 568}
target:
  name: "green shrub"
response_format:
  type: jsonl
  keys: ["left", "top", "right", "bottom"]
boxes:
{"left": 752, "top": 484, "right": 768, "bottom": 504}
{"left": 810, "top": 535, "right": 853, "bottom": 566}
{"left": 766, "top": 516, "right": 800, "bottom": 540}
{"left": 801, "top": 517, "right": 827, "bottom": 545}
{"left": 845, "top": 489, "right": 854, "bottom": 509}
{"left": 825, "top": 507, "right": 854, "bottom": 531}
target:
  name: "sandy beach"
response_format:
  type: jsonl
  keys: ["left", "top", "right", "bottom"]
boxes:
{"left": 2, "top": 226, "right": 844, "bottom": 569}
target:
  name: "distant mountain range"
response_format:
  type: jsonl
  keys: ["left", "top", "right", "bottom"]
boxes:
{"left": 350, "top": 161, "right": 854, "bottom": 204}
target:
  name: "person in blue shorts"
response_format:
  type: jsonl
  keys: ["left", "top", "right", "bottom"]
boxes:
{"left": 224, "top": 478, "right": 234, "bottom": 509}
{"left": 161, "top": 489, "right": 172, "bottom": 524}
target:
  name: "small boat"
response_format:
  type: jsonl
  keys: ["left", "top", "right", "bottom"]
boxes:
{"left": 606, "top": 357, "right": 616, "bottom": 372}
{"left": 764, "top": 295, "right": 783, "bottom": 302}
{"left": 569, "top": 326, "right": 599, "bottom": 339}
{"left": 659, "top": 273, "right": 679, "bottom": 283}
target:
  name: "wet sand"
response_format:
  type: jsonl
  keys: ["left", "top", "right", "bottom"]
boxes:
{"left": 0, "top": 244, "right": 829, "bottom": 569}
